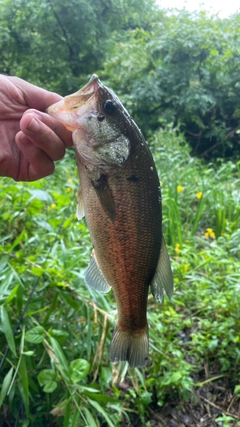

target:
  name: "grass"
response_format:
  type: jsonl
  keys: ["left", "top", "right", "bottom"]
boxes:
{"left": 0, "top": 130, "right": 239, "bottom": 426}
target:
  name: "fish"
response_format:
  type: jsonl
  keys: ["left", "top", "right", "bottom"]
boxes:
{"left": 47, "top": 75, "right": 173, "bottom": 368}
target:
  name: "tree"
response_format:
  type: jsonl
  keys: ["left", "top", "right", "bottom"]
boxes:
{"left": 0, "top": 0, "right": 157, "bottom": 93}
{"left": 1, "top": 1, "right": 239, "bottom": 157}
{"left": 103, "top": 10, "right": 240, "bottom": 157}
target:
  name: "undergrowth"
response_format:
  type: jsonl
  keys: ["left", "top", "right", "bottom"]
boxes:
{"left": 0, "top": 130, "right": 239, "bottom": 426}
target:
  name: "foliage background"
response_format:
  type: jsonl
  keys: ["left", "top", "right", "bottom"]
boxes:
{"left": 0, "top": 0, "right": 240, "bottom": 426}
{"left": 0, "top": 0, "right": 240, "bottom": 157}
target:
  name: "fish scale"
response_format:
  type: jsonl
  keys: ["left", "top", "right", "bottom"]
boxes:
{"left": 47, "top": 74, "right": 173, "bottom": 367}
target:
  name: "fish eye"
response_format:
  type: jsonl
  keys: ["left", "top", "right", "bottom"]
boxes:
{"left": 103, "top": 100, "right": 115, "bottom": 114}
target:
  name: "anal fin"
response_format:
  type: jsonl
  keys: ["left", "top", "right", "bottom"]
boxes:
{"left": 150, "top": 235, "right": 174, "bottom": 303}
{"left": 85, "top": 252, "right": 111, "bottom": 293}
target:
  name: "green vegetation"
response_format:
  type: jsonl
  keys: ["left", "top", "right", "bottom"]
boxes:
{"left": 0, "top": 0, "right": 156, "bottom": 93}
{"left": 102, "top": 12, "right": 240, "bottom": 158}
{"left": 0, "top": 131, "right": 239, "bottom": 426}
{"left": 0, "top": 0, "right": 240, "bottom": 157}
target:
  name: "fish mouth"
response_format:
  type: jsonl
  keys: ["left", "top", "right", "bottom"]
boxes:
{"left": 46, "top": 74, "right": 101, "bottom": 131}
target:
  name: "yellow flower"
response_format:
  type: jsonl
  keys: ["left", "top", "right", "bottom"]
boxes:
{"left": 183, "top": 264, "right": 190, "bottom": 272}
{"left": 67, "top": 188, "right": 72, "bottom": 193}
{"left": 50, "top": 203, "right": 56, "bottom": 209}
{"left": 204, "top": 228, "right": 215, "bottom": 239}
{"left": 67, "top": 178, "right": 73, "bottom": 183}
{"left": 196, "top": 192, "right": 203, "bottom": 199}
{"left": 175, "top": 243, "right": 181, "bottom": 254}
{"left": 177, "top": 185, "right": 184, "bottom": 193}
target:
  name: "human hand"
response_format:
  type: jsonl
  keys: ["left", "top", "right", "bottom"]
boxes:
{"left": 0, "top": 75, "right": 73, "bottom": 181}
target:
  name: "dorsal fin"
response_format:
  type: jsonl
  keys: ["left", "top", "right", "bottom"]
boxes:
{"left": 150, "top": 236, "right": 173, "bottom": 303}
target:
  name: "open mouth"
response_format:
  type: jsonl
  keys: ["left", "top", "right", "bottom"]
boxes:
{"left": 46, "top": 74, "right": 101, "bottom": 131}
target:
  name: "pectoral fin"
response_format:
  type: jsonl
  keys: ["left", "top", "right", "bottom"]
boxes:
{"left": 76, "top": 186, "right": 85, "bottom": 220}
{"left": 91, "top": 174, "right": 116, "bottom": 222}
{"left": 150, "top": 236, "right": 173, "bottom": 303}
{"left": 85, "top": 252, "right": 111, "bottom": 293}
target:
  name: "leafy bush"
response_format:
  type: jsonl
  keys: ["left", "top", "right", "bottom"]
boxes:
{"left": 1, "top": 1, "right": 240, "bottom": 158}
{"left": 103, "top": 11, "right": 240, "bottom": 158}
{"left": 0, "top": 0, "right": 156, "bottom": 94}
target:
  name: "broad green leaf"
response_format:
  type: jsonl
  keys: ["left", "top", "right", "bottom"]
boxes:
{"left": 43, "top": 380, "right": 58, "bottom": 393}
{"left": 140, "top": 390, "right": 152, "bottom": 405}
{"left": 0, "top": 367, "right": 13, "bottom": 407}
{"left": 1, "top": 306, "right": 16, "bottom": 357}
{"left": 49, "top": 330, "right": 67, "bottom": 338}
{"left": 37, "top": 369, "right": 56, "bottom": 384}
{"left": 70, "top": 358, "right": 90, "bottom": 383}
{"left": 49, "top": 329, "right": 69, "bottom": 342}
{"left": 25, "top": 326, "right": 45, "bottom": 343}
{"left": 37, "top": 369, "right": 58, "bottom": 393}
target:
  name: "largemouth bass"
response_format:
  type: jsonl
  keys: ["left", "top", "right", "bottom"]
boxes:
{"left": 47, "top": 75, "right": 173, "bottom": 367}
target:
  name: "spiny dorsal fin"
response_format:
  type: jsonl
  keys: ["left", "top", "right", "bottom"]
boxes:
{"left": 150, "top": 235, "right": 173, "bottom": 303}
{"left": 76, "top": 186, "right": 85, "bottom": 220}
{"left": 85, "top": 252, "right": 111, "bottom": 293}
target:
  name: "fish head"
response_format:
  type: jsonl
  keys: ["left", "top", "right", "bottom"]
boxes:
{"left": 47, "top": 75, "right": 131, "bottom": 167}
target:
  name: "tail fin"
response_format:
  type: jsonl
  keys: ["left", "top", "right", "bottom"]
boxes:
{"left": 109, "top": 325, "right": 149, "bottom": 368}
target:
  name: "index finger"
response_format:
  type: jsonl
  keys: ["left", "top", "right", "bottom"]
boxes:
{"left": 20, "top": 110, "right": 73, "bottom": 148}
{"left": 7, "top": 76, "right": 63, "bottom": 111}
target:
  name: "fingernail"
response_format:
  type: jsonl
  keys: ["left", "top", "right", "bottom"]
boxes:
{"left": 27, "top": 118, "right": 39, "bottom": 132}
